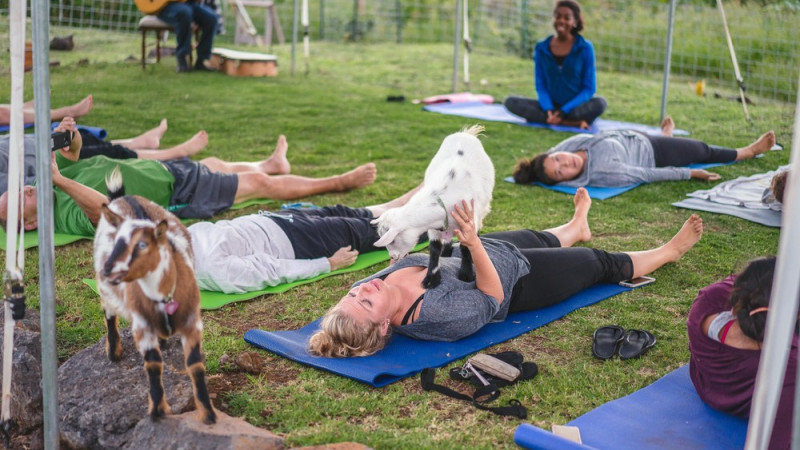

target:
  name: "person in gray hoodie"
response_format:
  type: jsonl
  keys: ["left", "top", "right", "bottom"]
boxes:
{"left": 512, "top": 117, "right": 775, "bottom": 188}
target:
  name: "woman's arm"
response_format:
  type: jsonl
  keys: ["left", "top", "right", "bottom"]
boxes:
{"left": 451, "top": 200, "right": 504, "bottom": 302}
{"left": 533, "top": 44, "right": 555, "bottom": 112}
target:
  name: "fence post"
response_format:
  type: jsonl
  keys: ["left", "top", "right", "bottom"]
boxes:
{"left": 319, "top": 0, "right": 324, "bottom": 40}
{"left": 520, "top": 0, "right": 528, "bottom": 58}
{"left": 452, "top": 0, "right": 462, "bottom": 93}
{"left": 659, "top": 0, "right": 677, "bottom": 123}
{"left": 291, "top": 0, "right": 299, "bottom": 74}
{"left": 395, "top": 0, "right": 402, "bottom": 43}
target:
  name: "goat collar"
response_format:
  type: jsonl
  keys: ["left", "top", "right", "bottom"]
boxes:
{"left": 436, "top": 197, "right": 449, "bottom": 229}
{"left": 157, "top": 283, "right": 178, "bottom": 316}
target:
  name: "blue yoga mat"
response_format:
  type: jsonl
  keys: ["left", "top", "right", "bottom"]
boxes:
{"left": 423, "top": 102, "right": 689, "bottom": 136}
{"left": 504, "top": 161, "right": 736, "bottom": 200}
{"left": 0, "top": 123, "right": 106, "bottom": 139}
{"left": 514, "top": 365, "right": 748, "bottom": 450}
{"left": 244, "top": 283, "right": 630, "bottom": 387}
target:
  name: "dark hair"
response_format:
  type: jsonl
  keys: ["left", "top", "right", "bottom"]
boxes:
{"left": 555, "top": 0, "right": 584, "bottom": 36}
{"left": 771, "top": 170, "right": 788, "bottom": 204}
{"left": 730, "top": 257, "right": 778, "bottom": 342}
{"left": 513, "top": 153, "right": 556, "bottom": 185}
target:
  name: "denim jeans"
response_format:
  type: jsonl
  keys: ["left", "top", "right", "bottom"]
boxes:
{"left": 158, "top": 1, "right": 218, "bottom": 62}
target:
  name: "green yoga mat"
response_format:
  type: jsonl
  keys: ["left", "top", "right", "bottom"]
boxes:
{"left": 0, "top": 228, "right": 89, "bottom": 250}
{"left": 82, "top": 242, "right": 429, "bottom": 310}
{"left": 0, "top": 199, "right": 283, "bottom": 251}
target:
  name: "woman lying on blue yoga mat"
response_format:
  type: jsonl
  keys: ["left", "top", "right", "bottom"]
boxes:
{"left": 512, "top": 117, "right": 775, "bottom": 188}
{"left": 688, "top": 256, "right": 797, "bottom": 450}
{"left": 308, "top": 189, "right": 704, "bottom": 357}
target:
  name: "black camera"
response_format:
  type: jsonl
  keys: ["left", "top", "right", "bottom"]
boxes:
{"left": 51, "top": 131, "right": 72, "bottom": 151}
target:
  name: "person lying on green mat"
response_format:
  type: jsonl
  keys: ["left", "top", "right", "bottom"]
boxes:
{"left": 688, "top": 256, "right": 797, "bottom": 450}
{"left": 309, "top": 189, "right": 704, "bottom": 357}
{"left": 0, "top": 118, "right": 377, "bottom": 235}
{"left": 0, "top": 116, "right": 212, "bottom": 197}
{"left": 512, "top": 116, "right": 775, "bottom": 188}
{"left": 190, "top": 185, "right": 422, "bottom": 294}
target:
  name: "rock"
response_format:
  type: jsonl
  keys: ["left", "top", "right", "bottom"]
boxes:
{"left": 123, "top": 410, "right": 283, "bottom": 450}
{"left": 234, "top": 351, "right": 268, "bottom": 374}
{"left": 0, "top": 308, "right": 43, "bottom": 433}
{"left": 58, "top": 329, "right": 197, "bottom": 449}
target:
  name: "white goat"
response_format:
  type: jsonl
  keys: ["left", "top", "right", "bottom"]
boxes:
{"left": 372, "top": 124, "right": 494, "bottom": 288}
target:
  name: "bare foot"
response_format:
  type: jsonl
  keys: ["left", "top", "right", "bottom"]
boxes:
{"left": 70, "top": 95, "right": 93, "bottom": 119}
{"left": 171, "top": 130, "right": 208, "bottom": 157}
{"left": 737, "top": 131, "right": 776, "bottom": 160}
{"left": 571, "top": 187, "right": 593, "bottom": 242}
{"left": 664, "top": 214, "right": 703, "bottom": 262}
{"left": 338, "top": 163, "right": 377, "bottom": 191}
{"left": 660, "top": 116, "right": 675, "bottom": 137}
{"left": 137, "top": 118, "right": 168, "bottom": 149}
{"left": 260, "top": 135, "right": 291, "bottom": 175}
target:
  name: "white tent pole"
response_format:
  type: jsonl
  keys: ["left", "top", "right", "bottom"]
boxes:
{"left": 302, "top": 0, "right": 310, "bottom": 74}
{"left": 744, "top": 72, "right": 800, "bottom": 450}
{"left": 716, "top": 0, "right": 751, "bottom": 121}
{"left": 31, "top": 0, "right": 59, "bottom": 444}
{"left": 659, "top": 0, "right": 676, "bottom": 123}
{"left": 462, "top": 0, "right": 470, "bottom": 89}
{"left": 291, "top": 0, "right": 299, "bottom": 75}
{"left": 2, "top": 0, "right": 27, "bottom": 436}
{"left": 451, "top": 0, "right": 462, "bottom": 93}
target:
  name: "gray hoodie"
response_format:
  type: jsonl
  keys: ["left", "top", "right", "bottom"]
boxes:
{"left": 550, "top": 131, "right": 691, "bottom": 188}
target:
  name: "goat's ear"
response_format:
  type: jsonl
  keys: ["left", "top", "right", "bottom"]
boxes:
{"left": 154, "top": 220, "right": 169, "bottom": 243}
{"left": 374, "top": 228, "right": 399, "bottom": 248}
{"left": 101, "top": 204, "right": 123, "bottom": 227}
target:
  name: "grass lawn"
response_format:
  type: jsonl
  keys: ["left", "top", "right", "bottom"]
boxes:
{"left": 0, "top": 25, "right": 795, "bottom": 448}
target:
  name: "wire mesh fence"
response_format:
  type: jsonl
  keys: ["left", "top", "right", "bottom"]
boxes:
{"left": 2, "top": 0, "right": 797, "bottom": 102}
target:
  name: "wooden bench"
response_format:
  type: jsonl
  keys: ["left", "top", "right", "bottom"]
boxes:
{"left": 210, "top": 47, "right": 278, "bottom": 77}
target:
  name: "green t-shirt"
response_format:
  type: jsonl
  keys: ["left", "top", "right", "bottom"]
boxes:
{"left": 52, "top": 154, "right": 175, "bottom": 236}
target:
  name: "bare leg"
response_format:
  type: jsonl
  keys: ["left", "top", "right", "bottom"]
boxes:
{"left": 200, "top": 135, "right": 290, "bottom": 175}
{"left": 626, "top": 214, "right": 703, "bottom": 278}
{"left": 111, "top": 119, "right": 168, "bottom": 150}
{"left": 366, "top": 182, "right": 424, "bottom": 217}
{"left": 233, "top": 163, "right": 377, "bottom": 202}
{"left": 661, "top": 116, "right": 675, "bottom": 137}
{"left": 735, "top": 131, "right": 776, "bottom": 160}
{"left": 544, "top": 187, "right": 592, "bottom": 248}
{"left": 48, "top": 95, "right": 93, "bottom": 122}
{"left": 133, "top": 131, "right": 208, "bottom": 160}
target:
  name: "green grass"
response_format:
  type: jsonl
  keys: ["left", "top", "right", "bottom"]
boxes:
{"left": 0, "top": 25, "right": 795, "bottom": 448}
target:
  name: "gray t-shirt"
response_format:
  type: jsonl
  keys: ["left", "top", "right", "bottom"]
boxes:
{"left": 549, "top": 130, "right": 691, "bottom": 188}
{"left": 0, "top": 135, "right": 38, "bottom": 195}
{"left": 352, "top": 237, "right": 531, "bottom": 342}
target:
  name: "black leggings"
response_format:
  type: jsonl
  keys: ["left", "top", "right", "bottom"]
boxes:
{"left": 78, "top": 130, "right": 138, "bottom": 160}
{"left": 268, "top": 205, "right": 382, "bottom": 259}
{"left": 645, "top": 135, "right": 737, "bottom": 167}
{"left": 481, "top": 230, "right": 634, "bottom": 313}
{"left": 503, "top": 96, "right": 608, "bottom": 125}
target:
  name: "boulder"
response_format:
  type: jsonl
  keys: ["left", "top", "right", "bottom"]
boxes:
{"left": 0, "top": 308, "right": 43, "bottom": 433}
{"left": 58, "top": 329, "right": 195, "bottom": 449}
{"left": 124, "top": 410, "right": 283, "bottom": 450}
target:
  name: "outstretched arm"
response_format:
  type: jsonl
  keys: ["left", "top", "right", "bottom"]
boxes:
{"left": 51, "top": 153, "right": 105, "bottom": 225}
{"left": 451, "top": 200, "right": 504, "bottom": 302}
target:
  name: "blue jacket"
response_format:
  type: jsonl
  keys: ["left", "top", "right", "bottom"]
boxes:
{"left": 533, "top": 34, "right": 597, "bottom": 114}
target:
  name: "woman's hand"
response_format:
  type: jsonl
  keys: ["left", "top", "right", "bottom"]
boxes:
{"left": 546, "top": 110, "right": 563, "bottom": 125}
{"left": 690, "top": 169, "right": 721, "bottom": 181}
{"left": 451, "top": 199, "right": 480, "bottom": 250}
{"left": 53, "top": 116, "right": 82, "bottom": 160}
{"left": 328, "top": 246, "right": 359, "bottom": 270}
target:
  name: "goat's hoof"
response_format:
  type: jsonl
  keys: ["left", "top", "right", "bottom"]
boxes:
{"left": 457, "top": 271, "right": 475, "bottom": 283}
{"left": 149, "top": 409, "right": 165, "bottom": 421}
{"left": 201, "top": 409, "right": 217, "bottom": 425}
{"left": 107, "top": 348, "right": 123, "bottom": 362}
{"left": 422, "top": 272, "right": 441, "bottom": 289}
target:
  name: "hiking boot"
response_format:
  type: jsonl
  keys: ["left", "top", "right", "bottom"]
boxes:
{"left": 176, "top": 55, "right": 191, "bottom": 73}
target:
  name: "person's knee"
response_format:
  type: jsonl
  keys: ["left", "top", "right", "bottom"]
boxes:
{"left": 594, "top": 96, "right": 608, "bottom": 114}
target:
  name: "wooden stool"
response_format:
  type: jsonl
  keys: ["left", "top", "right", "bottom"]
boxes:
{"left": 138, "top": 15, "right": 194, "bottom": 70}
{"left": 210, "top": 48, "right": 278, "bottom": 77}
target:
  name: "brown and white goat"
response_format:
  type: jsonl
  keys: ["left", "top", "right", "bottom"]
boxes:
{"left": 93, "top": 167, "right": 216, "bottom": 424}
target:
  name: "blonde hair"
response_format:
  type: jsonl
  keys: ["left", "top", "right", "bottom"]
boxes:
{"left": 308, "top": 304, "right": 390, "bottom": 358}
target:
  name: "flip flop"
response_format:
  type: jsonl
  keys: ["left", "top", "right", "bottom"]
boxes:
{"left": 617, "top": 329, "right": 657, "bottom": 360}
{"left": 592, "top": 325, "right": 625, "bottom": 360}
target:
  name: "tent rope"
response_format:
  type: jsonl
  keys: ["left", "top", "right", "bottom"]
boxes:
{"left": 716, "top": 0, "right": 751, "bottom": 121}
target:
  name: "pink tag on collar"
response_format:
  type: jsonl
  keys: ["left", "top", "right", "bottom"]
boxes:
{"left": 164, "top": 299, "right": 179, "bottom": 315}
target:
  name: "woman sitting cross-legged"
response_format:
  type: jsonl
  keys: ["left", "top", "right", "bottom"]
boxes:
{"left": 688, "top": 256, "right": 797, "bottom": 450}
{"left": 512, "top": 117, "right": 775, "bottom": 188}
{"left": 308, "top": 188, "right": 704, "bottom": 357}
